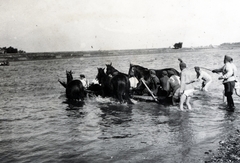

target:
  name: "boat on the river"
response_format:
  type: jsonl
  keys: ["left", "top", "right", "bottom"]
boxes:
{"left": 0, "top": 60, "right": 9, "bottom": 66}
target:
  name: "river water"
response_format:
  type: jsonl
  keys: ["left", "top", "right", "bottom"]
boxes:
{"left": 0, "top": 49, "right": 240, "bottom": 163}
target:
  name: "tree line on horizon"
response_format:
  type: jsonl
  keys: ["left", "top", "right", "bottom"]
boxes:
{"left": 0, "top": 46, "right": 26, "bottom": 54}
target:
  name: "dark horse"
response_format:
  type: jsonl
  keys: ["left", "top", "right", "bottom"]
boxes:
{"left": 96, "top": 68, "right": 113, "bottom": 98}
{"left": 58, "top": 70, "right": 73, "bottom": 88}
{"left": 128, "top": 64, "right": 180, "bottom": 97}
{"left": 99, "top": 65, "right": 133, "bottom": 104}
{"left": 106, "top": 63, "right": 128, "bottom": 76}
{"left": 128, "top": 63, "right": 180, "bottom": 81}
{"left": 97, "top": 65, "right": 133, "bottom": 104}
{"left": 59, "top": 70, "right": 85, "bottom": 101}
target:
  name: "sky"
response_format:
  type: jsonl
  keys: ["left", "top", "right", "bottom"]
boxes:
{"left": 0, "top": 0, "right": 240, "bottom": 52}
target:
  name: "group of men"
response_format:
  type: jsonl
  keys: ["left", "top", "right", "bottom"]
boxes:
{"left": 143, "top": 55, "right": 237, "bottom": 112}
{"left": 142, "top": 60, "right": 212, "bottom": 108}
{"left": 81, "top": 55, "right": 238, "bottom": 112}
{"left": 178, "top": 55, "right": 237, "bottom": 112}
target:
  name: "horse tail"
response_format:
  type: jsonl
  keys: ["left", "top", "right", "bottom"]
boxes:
{"left": 117, "top": 80, "right": 134, "bottom": 104}
{"left": 125, "top": 77, "right": 134, "bottom": 104}
{"left": 119, "top": 75, "right": 134, "bottom": 104}
{"left": 111, "top": 74, "right": 134, "bottom": 104}
{"left": 116, "top": 81, "right": 125, "bottom": 103}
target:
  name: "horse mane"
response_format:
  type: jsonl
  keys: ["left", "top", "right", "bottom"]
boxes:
{"left": 96, "top": 68, "right": 109, "bottom": 85}
{"left": 66, "top": 70, "right": 73, "bottom": 84}
{"left": 106, "top": 63, "right": 120, "bottom": 76}
{"left": 129, "top": 64, "right": 150, "bottom": 79}
{"left": 131, "top": 64, "right": 148, "bottom": 71}
{"left": 106, "top": 63, "right": 129, "bottom": 77}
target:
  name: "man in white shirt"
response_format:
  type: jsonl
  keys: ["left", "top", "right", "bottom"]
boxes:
{"left": 192, "top": 67, "right": 212, "bottom": 91}
{"left": 179, "top": 59, "right": 195, "bottom": 111}
{"left": 212, "top": 55, "right": 237, "bottom": 112}
{"left": 80, "top": 74, "right": 89, "bottom": 89}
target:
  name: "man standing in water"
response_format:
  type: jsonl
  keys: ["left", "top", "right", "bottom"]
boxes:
{"left": 191, "top": 67, "right": 212, "bottom": 91}
{"left": 178, "top": 59, "right": 195, "bottom": 111}
{"left": 80, "top": 74, "right": 89, "bottom": 89}
{"left": 159, "top": 71, "right": 170, "bottom": 97}
{"left": 212, "top": 55, "right": 237, "bottom": 112}
{"left": 149, "top": 70, "right": 160, "bottom": 96}
{"left": 168, "top": 70, "right": 180, "bottom": 105}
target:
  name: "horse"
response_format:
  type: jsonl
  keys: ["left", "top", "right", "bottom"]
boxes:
{"left": 128, "top": 64, "right": 180, "bottom": 97}
{"left": 59, "top": 70, "right": 85, "bottom": 101}
{"left": 128, "top": 63, "right": 180, "bottom": 82}
{"left": 105, "top": 63, "right": 133, "bottom": 104}
{"left": 86, "top": 83, "right": 102, "bottom": 97}
{"left": 106, "top": 63, "right": 128, "bottom": 76}
{"left": 66, "top": 80, "right": 85, "bottom": 101}
{"left": 96, "top": 68, "right": 113, "bottom": 98}
{"left": 58, "top": 70, "right": 73, "bottom": 88}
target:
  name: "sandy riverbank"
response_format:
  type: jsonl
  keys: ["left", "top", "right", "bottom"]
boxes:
{"left": 205, "top": 129, "right": 240, "bottom": 162}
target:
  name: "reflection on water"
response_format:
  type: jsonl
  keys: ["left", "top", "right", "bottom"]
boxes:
{"left": 0, "top": 49, "right": 240, "bottom": 163}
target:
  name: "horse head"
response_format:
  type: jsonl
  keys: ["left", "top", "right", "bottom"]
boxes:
{"left": 66, "top": 70, "right": 73, "bottom": 84}
{"left": 128, "top": 64, "right": 150, "bottom": 80}
{"left": 96, "top": 68, "right": 105, "bottom": 84}
{"left": 106, "top": 63, "right": 119, "bottom": 76}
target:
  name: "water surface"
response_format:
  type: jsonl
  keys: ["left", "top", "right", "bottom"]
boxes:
{"left": 0, "top": 49, "right": 240, "bottom": 163}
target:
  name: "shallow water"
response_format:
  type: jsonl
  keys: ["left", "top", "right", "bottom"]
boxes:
{"left": 0, "top": 49, "right": 240, "bottom": 163}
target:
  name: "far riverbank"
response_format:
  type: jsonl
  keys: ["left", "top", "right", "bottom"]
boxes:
{"left": 0, "top": 47, "right": 218, "bottom": 62}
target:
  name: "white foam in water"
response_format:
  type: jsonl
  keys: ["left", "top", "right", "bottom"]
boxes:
{"left": 95, "top": 96, "right": 112, "bottom": 103}
{"left": 130, "top": 98, "right": 138, "bottom": 104}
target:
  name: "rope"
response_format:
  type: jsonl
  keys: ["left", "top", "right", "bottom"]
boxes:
{"left": 199, "top": 67, "right": 213, "bottom": 72}
{"left": 234, "top": 88, "right": 240, "bottom": 97}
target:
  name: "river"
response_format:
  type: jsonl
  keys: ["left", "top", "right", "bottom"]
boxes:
{"left": 0, "top": 48, "right": 239, "bottom": 163}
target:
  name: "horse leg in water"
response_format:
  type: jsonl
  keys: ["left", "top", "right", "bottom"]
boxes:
{"left": 116, "top": 82, "right": 125, "bottom": 103}
{"left": 117, "top": 80, "right": 133, "bottom": 104}
{"left": 124, "top": 82, "right": 134, "bottom": 104}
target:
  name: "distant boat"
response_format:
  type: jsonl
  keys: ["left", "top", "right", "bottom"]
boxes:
{"left": 0, "top": 60, "right": 9, "bottom": 66}
{"left": 173, "top": 42, "right": 183, "bottom": 49}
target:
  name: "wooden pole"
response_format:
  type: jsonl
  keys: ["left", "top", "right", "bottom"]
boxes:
{"left": 199, "top": 67, "right": 212, "bottom": 72}
{"left": 140, "top": 78, "right": 159, "bottom": 102}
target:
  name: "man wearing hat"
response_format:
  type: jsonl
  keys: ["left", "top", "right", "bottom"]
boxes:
{"left": 212, "top": 55, "right": 237, "bottom": 112}
{"left": 80, "top": 74, "right": 89, "bottom": 89}
{"left": 159, "top": 70, "right": 170, "bottom": 97}
{"left": 178, "top": 59, "right": 195, "bottom": 111}
{"left": 149, "top": 70, "right": 160, "bottom": 95}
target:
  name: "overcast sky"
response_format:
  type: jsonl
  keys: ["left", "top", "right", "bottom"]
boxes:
{"left": 1, "top": 0, "right": 240, "bottom": 52}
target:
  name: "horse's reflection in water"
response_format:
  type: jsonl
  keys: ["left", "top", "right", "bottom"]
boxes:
{"left": 99, "top": 104, "right": 133, "bottom": 127}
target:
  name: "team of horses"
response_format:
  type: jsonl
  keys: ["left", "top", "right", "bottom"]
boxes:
{"left": 58, "top": 63, "right": 180, "bottom": 105}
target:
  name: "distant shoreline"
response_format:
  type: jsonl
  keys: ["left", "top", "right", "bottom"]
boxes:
{"left": 0, "top": 45, "right": 238, "bottom": 62}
